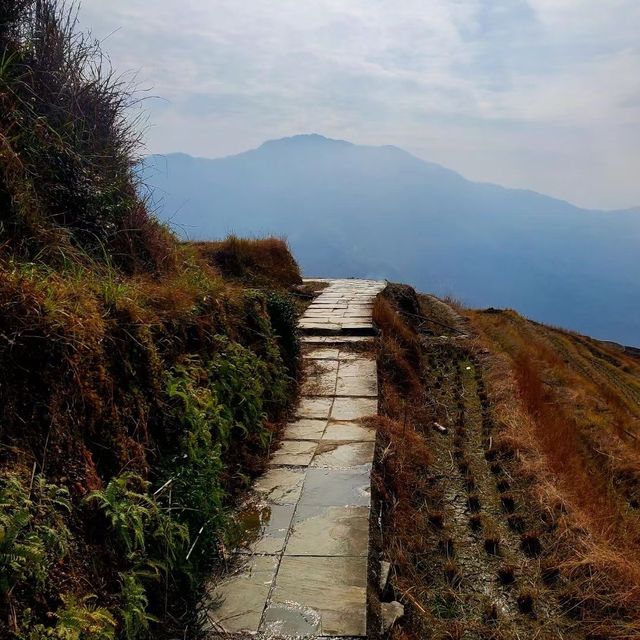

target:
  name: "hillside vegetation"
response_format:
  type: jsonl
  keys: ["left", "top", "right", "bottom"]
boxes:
{"left": 371, "top": 286, "right": 640, "bottom": 639}
{"left": 0, "top": 3, "right": 300, "bottom": 638}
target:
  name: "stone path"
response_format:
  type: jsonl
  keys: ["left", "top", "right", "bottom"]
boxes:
{"left": 206, "top": 279, "right": 386, "bottom": 638}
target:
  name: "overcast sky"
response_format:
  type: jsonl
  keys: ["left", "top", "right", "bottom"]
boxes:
{"left": 80, "top": 1, "right": 640, "bottom": 210}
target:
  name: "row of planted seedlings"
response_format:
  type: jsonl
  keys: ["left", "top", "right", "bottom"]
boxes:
{"left": 436, "top": 344, "right": 542, "bottom": 623}
{"left": 473, "top": 352, "right": 574, "bottom": 624}
{"left": 420, "top": 343, "right": 509, "bottom": 628}
{"left": 467, "top": 356, "right": 539, "bottom": 616}
{"left": 421, "top": 343, "right": 468, "bottom": 624}
{"left": 445, "top": 349, "right": 514, "bottom": 624}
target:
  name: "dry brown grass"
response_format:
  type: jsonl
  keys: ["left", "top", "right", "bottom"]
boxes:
{"left": 0, "top": 236, "right": 302, "bottom": 636}
{"left": 370, "top": 408, "right": 438, "bottom": 640}
{"left": 467, "top": 308, "right": 640, "bottom": 636}
{"left": 374, "top": 288, "right": 595, "bottom": 638}
{"left": 370, "top": 286, "right": 443, "bottom": 639}
{"left": 0, "top": 251, "right": 275, "bottom": 481}
{"left": 188, "top": 236, "right": 302, "bottom": 288}
{"left": 373, "top": 295, "right": 422, "bottom": 395}
{"left": 374, "top": 297, "right": 420, "bottom": 352}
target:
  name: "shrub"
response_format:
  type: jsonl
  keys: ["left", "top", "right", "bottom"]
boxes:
{"left": 224, "top": 303, "right": 292, "bottom": 414}
{"left": 162, "top": 360, "right": 229, "bottom": 559}
{"left": 208, "top": 340, "right": 273, "bottom": 443}
{"left": 188, "top": 236, "right": 302, "bottom": 288}
{"left": 161, "top": 336, "right": 288, "bottom": 576}
{"left": 266, "top": 290, "right": 300, "bottom": 378}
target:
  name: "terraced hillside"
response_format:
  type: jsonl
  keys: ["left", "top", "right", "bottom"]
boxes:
{"left": 371, "top": 285, "right": 640, "bottom": 640}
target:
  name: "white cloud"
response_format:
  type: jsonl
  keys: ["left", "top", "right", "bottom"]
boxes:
{"left": 79, "top": 0, "right": 640, "bottom": 209}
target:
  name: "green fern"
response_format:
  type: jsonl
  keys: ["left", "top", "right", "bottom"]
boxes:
{"left": 0, "top": 473, "right": 71, "bottom": 594}
{"left": 20, "top": 594, "right": 116, "bottom": 640}
{"left": 84, "top": 473, "right": 189, "bottom": 572}
{"left": 84, "top": 474, "right": 154, "bottom": 554}
{"left": 119, "top": 572, "right": 158, "bottom": 640}
{"left": 53, "top": 594, "right": 116, "bottom": 640}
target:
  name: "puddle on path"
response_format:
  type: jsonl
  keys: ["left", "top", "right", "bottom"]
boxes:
{"left": 261, "top": 602, "right": 322, "bottom": 638}
{"left": 232, "top": 499, "right": 295, "bottom": 555}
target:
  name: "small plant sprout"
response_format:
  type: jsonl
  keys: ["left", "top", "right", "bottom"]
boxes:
{"left": 484, "top": 529, "right": 501, "bottom": 555}
{"left": 517, "top": 590, "right": 535, "bottom": 614}
{"left": 521, "top": 531, "right": 542, "bottom": 557}
{"left": 497, "top": 564, "right": 517, "bottom": 585}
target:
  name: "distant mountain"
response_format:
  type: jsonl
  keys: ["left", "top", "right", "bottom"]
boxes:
{"left": 141, "top": 134, "right": 640, "bottom": 346}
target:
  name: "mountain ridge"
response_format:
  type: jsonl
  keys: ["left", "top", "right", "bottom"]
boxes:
{"left": 149, "top": 134, "right": 633, "bottom": 213}
{"left": 141, "top": 134, "right": 640, "bottom": 346}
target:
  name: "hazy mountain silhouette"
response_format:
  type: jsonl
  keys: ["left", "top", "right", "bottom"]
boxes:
{"left": 142, "top": 134, "right": 640, "bottom": 346}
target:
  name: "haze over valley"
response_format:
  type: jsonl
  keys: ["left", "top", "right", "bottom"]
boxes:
{"left": 143, "top": 134, "right": 640, "bottom": 346}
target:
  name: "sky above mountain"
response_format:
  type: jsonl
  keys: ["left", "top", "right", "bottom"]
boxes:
{"left": 81, "top": 0, "right": 640, "bottom": 210}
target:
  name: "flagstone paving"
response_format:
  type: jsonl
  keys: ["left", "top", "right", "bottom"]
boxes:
{"left": 205, "top": 279, "right": 386, "bottom": 638}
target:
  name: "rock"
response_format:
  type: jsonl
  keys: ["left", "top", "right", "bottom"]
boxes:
{"left": 381, "top": 601, "right": 404, "bottom": 633}
{"left": 379, "top": 560, "right": 391, "bottom": 592}
{"left": 433, "top": 422, "right": 447, "bottom": 433}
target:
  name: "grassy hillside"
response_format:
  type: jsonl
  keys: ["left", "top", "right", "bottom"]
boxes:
{"left": 371, "top": 286, "right": 640, "bottom": 639}
{"left": 0, "top": 3, "right": 300, "bottom": 638}
{"left": 468, "top": 309, "right": 640, "bottom": 636}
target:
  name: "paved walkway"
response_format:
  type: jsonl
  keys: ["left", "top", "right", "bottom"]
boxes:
{"left": 206, "top": 279, "right": 386, "bottom": 638}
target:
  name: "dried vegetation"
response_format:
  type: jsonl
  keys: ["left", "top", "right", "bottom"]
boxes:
{"left": 468, "top": 308, "right": 640, "bottom": 638}
{"left": 371, "top": 284, "right": 639, "bottom": 639}
{"left": 0, "top": 3, "right": 301, "bottom": 638}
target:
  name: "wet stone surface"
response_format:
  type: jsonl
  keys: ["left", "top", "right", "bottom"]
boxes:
{"left": 285, "top": 504, "right": 370, "bottom": 556}
{"left": 271, "top": 440, "right": 318, "bottom": 466}
{"left": 330, "top": 397, "right": 378, "bottom": 421}
{"left": 323, "top": 420, "right": 377, "bottom": 442}
{"left": 234, "top": 501, "right": 296, "bottom": 555}
{"left": 296, "top": 396, "right": 333, "bottom": 420}
{"left": 207, "top": 279, "right": 385, "bottom": 637}
{"left": 203, "top": 555, "right": 278, "bottom": 633}
{"left": 253, "top": 468, "right": 305, "bottom": 505}
{"left": 301, "top": 335, "right": 374, "bottom": 345}
{"left": 301, "top": 359, "right": 339, "bottom": 396}
{"left": 284, "top": 418, "right": 327, "bottom": 441}
{"left": 311, "top": 441, "right": 376, "bottom": 468}
{"left": 267, "top": 556, "right": 368, "bottom": 637}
